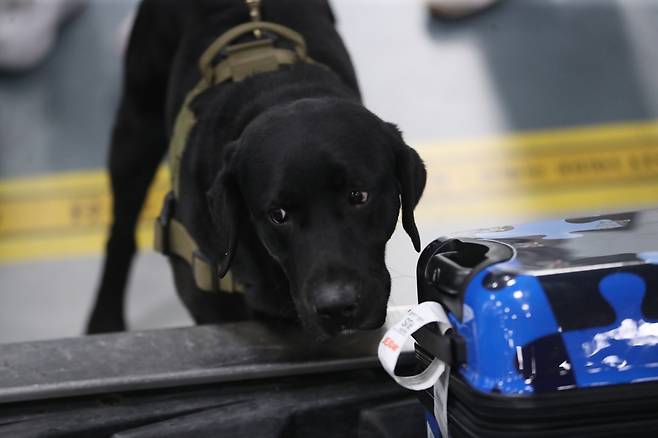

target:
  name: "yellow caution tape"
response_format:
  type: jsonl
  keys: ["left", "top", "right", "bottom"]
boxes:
{"left": 0, "top": 167, "right": 169, "bottom": 263}
{"left": 416, "top": 119, "right": 658, "bottom": 221}
{"left": 1, "top": 119, "right": 658, "bottom": 263}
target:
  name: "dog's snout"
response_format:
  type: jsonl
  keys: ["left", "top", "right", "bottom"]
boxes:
{"left": 312, "top": 283, "right": 359, "bottom": 325}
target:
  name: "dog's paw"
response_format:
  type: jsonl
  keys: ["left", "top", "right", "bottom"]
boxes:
{"left": 85, "top": 313, "right": 126, "bottom": 335}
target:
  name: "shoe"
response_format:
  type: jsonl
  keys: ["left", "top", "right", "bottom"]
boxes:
{"left": 0, "top": 0, "right": 86, "bottom": 72}
{"left": 427, "top": 0, "right": 499, "bottom": 19}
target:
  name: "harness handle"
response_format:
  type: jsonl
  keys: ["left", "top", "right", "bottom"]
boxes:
{"left": 199, "top": 21, "right": 308, "bottom": 79}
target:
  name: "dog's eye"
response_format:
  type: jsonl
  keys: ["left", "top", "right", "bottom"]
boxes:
{"left": 269, "top": 208, "right": 288, "bottom": 224}
{"left": 348, "top": 191, "right": 369, "bottom": 205}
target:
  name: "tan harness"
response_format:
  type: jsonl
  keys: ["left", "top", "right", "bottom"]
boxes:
{"left": 154, "top": 2, "right": 321, "bottom": 293}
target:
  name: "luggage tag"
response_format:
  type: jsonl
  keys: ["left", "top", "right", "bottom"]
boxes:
{"left": 378, "top": 301, "right": 452, "bottom": 438}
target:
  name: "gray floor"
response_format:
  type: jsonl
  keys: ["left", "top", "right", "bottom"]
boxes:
{"left": 2, "top": 0, "right": 658, "bottom": 343}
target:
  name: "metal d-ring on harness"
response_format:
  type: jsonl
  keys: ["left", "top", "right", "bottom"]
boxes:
{"left": 154, "top": 0, "right": 322, "bottom": 293}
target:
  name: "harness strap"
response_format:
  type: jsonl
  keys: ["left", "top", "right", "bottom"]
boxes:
{"left": 157, "top": 16, "right": 323, "bottom": 294}
{"left": 170, "top": 21, "right": 318, "bottom": 198}
{"left": 154, "top": 192, "right": 244, "bottom": 293}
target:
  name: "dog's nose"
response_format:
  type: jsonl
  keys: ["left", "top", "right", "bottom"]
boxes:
{"left": 312, "top": 283, "right": 359, "bottom": 325}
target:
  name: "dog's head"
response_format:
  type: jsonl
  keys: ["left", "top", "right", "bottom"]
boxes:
{"left": 207, "top": 98, "right": 426, "bottom": 338}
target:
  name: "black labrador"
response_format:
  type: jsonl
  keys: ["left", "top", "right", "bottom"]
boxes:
{"left": 87, "top": 0, "right": 426, "bottom": 340}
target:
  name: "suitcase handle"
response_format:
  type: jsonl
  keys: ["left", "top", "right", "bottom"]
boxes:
{"left": 425, "top": 239, "right": 509, "bottom": 295}
{"left": 425, "top": 251, "right": 472, "bottom": 296}
{"left": 418, "top": 238, "right": 514, "bottom": 321}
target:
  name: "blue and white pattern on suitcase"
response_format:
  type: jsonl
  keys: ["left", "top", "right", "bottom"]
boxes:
{"left": 434, "top": 210, "right": 658, "bottom": 394}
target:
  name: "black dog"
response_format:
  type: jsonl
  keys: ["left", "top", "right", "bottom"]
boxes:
{"left": 87, "top": 0, "right": 426, "bottom": 339}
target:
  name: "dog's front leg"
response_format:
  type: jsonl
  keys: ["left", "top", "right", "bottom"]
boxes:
{"left": 87, "top": 2, "right": 172, "bottom": 334}
{"left": 86, "top": 97, "right": 167, "bottom": 334}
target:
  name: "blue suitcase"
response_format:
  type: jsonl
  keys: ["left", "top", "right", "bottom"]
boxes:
{"left": 414, "top": 209, "right": 658, "bottom": 437}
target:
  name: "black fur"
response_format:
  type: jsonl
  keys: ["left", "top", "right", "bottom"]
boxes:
{"left": 87, "top": 0, "right": 426, "bottom": 339}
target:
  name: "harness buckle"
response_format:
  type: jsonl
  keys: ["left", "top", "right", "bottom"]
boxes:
{"left": 154, "top": 191, "right": 176, "bottom": 255}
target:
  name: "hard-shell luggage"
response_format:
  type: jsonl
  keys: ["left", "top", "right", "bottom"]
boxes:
{"left": 412, "top": 210, "right": 658, "bottom": 437}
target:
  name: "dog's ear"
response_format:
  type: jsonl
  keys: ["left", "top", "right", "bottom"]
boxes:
{"left": 206, "top": 143, "right": 242, "bottom": 277}
{"left": 388, "top": 123, "right": 427, "bottom": 252}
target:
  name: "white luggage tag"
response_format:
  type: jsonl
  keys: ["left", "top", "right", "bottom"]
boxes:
{"left": 378, "top": 301, "right": 452, "bottom": 437}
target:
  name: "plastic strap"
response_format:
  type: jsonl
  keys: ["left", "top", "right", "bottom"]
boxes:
{"left": 379, "top": 301, "right": 452, "bottom": 437}
{"left": 378, "top": 301, "right": 452, "bottom": 390}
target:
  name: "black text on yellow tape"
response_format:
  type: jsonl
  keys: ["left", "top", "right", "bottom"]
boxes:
{"left": 1, "top": 120, "right": 657, "bottom": 263}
